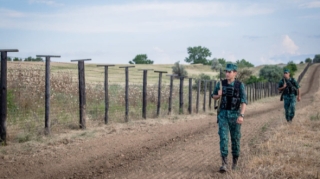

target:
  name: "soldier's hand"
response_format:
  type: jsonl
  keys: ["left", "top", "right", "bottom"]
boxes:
{"left": 237, "top": 116, "right": 243, "bottom": 124}
{"left": 218, "top": 90, "right": 222, "bottom": 96}
{"left": 297, "top": 96, "right": 301, "bottom": 102}
{"left": 283, "top": 83, "right": 287, "bottom": 88}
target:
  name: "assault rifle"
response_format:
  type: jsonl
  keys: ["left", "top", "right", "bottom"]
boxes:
{"left": 280, "top": 78, "right": 297, "bottom": 101}
{"left": 279, "top": 78, "right": 286, "bottom": 101}
{"left": 214, "top": 68, "right": 223, "bottom": 123}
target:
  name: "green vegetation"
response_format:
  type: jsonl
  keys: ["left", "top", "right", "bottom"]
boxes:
{"left": 172, "top": 61, "right": 188, "bottom": 77}
{"left": 313, "top": 54, "right": 320, "bottom": 63}
{"left": 259, "top": 65, "right": 283, "bottom": 83}
{"left": 129, "top": 54, "right": 153, "bottom": 64}
{"left": 283, "top": 61, "right": 297, "bottom": 78}
{"left": 184, "top": 46, "right": 212, "bottom": 65}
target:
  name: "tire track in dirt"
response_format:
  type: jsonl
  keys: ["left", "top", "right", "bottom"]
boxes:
{"left": 1, "top": 64, "right": 318, "bottom": 179}
{"left": 64, "top": 64, "right": 320, "bottom": 179}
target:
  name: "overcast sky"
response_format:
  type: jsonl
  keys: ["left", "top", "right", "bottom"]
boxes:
{"left": 0, "top": 0, "right": 319, "bottom": 66}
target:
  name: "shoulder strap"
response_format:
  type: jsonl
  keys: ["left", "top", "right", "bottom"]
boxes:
{"left": 222, "top": 79, "right": 228, "bottom": 86}
{"left": 234, "top": 80, "right": 241, "bottom": 89}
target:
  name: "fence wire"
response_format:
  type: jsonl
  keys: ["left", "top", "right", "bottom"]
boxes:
{"left": 4, "top": 61, "right": 312, "bottom": 142}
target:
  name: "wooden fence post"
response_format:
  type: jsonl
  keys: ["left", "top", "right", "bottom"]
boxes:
{"left": 139, "top": 69, "right": 153, "bottom": 119}
{"left": 166, "top": 74, "right": 177, "bottom": 115}
{"left": 196, "top": 79, "right": 200, "bottom": 113}
{"left": 97, "top": 64, "right": 115, "bottom": 124}
{"left": 155, "top": 71, "right": 167, "bottom": 117}
{"left": 71, "top": 59, "right": 91, "bottom": 129}
{"left": 37, "top": 55, "right": 61, "bottom": 134}
{"left": 179, "top": 76, "right": 186, "bottom": 114}
{"left": 188, "top": 78, "right": 192, "bottom": 114}
{"left": 0, "top": 49, "right": 18, "bottom": 144}
{"left": 119, "top": 66, "right": 135, "bottom": 122}
{"left": 203, "top": 80, "right": 208, "bottom": 112}
{"left": 208, "top": 81, "right": 212, "bottom": 110}
{"left": 213, "top": 81, "right": 217, "bottom": 107}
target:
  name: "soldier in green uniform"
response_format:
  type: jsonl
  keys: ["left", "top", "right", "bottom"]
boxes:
{"left": 278, "top": 69, "right": 301, "bottom": 122}
{"left": 211, "top": 64, "right": 247, "bottom": 172}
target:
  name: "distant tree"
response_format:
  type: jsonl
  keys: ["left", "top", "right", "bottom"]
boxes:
{"left": 218, "top": 58, "right": 227, "bottom": 67}
{"left": 236, "top": 68, "right": 253, "bottom": 82}
{"left": 299, "top": 61, "right": 304, "bottom": 64}
{"left": 7, "top": 57, "right": 12, "bottom": 61}
{"left": 245, "top": 76, "right": 266, "bottom": 84}
{"left": 215, "top": 68, "right": 226, "bottom": 80}
{"left": 129, "top": 54, "right": 153, "bottom": 64}
{"left": 13, "top": 57, "right": 22, "bottom": 61}
{"left": 313, "top": 54, "right": 320, "bottom": 63}
{"left": 193, "top": 73, "right": 212, "bottom": 92}
{"left": 24, "top": 56, "right": 44, "bottom": 62}
{"left": 236, "top": 59, "right": 254, "bottom": 68}
{"left": 284, "top": 61, "right": 297, "bottom": 78}
{"left": 172, "top": 61, "right": 188, "bottom": 77}
{"left": 184, "top": 46, "right": 212, "bottom": 65}
{"left": 305, "top": 58, "right": 312, "bottom": 63}
{"left": 211, "top": 58, "right": 222, "bottom": 71}
{"left": 259, "top": 65, "right": 283, "bottom": 83}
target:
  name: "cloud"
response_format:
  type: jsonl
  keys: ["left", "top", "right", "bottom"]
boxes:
{"left": 281, "top": 35, "right": 299, "bottom": 55}
{"left": 0, "top": 2, "right": 274, "bottom": 33}
{"left": 242, "top": 35, "right": 266, "bottom": 41}
{"left": 153, "top": 47, "right": 164, "bottom": 53}
{"left": 28, "top": 0, "right": 64, "bottom": 7}
{"left": 0, "top": 8, "right": 24, "bottom": 18}
{"left": 300, "top": 1, "right": 320, "bottom": 8}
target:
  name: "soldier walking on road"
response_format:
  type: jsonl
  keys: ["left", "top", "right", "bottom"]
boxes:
{"left": 211, "top": 64, "right": 247, "bottom": 172}
{"left": 278, "top": 69, "right": 301, "bottom": 122}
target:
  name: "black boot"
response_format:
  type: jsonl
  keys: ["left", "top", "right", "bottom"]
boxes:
{"left": 232, "top": 156, "right": 238, "bottom": 170}
{"left": 219, "top": 156, "right": 228, "bottom": 172}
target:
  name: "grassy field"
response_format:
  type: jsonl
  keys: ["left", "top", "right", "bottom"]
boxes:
{"left": 4, "top": 61, "right": 308, "bottom": 143}
{"left": 7, "top": 61, "right": 307, "bottom": 85}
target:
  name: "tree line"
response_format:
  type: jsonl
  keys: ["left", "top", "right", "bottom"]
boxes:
{"left": 6, "top": 56, "right": 44, "bottom": 62}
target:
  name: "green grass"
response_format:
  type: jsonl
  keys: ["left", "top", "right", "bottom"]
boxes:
{"left": 310, "top": 112, "right": 320, "bottom": 121}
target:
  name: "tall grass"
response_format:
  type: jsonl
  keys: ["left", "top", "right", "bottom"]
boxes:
{"left": 6, "top": 63, "right": 211, "bottom": 142}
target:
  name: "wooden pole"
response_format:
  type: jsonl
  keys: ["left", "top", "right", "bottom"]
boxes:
{"left": 37, "top": 55, "right": 60, "bottom": 134}
{"left": 208, "top": 81, "right": 212, "bottom": 110}
{"left": 179, "top": 76, "right": 185, "bottom": 114}
{"left": 0, "top": 49, "right": 18, "bottom": 144}
{"left": 71, "top": 59, "right": 91, "bottom": 129}
{"left": 97, "top": 64, "right": 115, "bottom": 124}
{"left": 138, "top": 69, "right": 153, "bottom": 119}
{"left": 213, "top": 81, "right": 217, "bottom": 107}
{"left": 196, "top": 79, "right": 200, "bottom": 113}
{"left": 188, "top": 78, "right": 192, "bottom": 114}
{"left": 155, "top": 71, "right": 167, "bottom": 117}
{"left": 166, "top": 74, "right": 177, "bottom": 115}
{"left": 203, "top": 80, "right": 207, "bottom": 112}
{"left": 119, "top": 66, "right": 135, "bottom": 122}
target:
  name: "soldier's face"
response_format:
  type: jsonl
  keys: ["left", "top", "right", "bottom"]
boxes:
{"left": 284, "top": 72, "right": 290, "bottom": 78}
{"left": 225, "top": 70, "right": 236, "bottom": 80}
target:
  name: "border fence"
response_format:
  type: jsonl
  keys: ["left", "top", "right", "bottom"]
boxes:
{"left": 0, "top": 49, "right": 312, "bottom": 144}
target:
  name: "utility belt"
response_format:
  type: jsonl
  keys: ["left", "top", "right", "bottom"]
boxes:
{"left": 283, "top": 87, "right": 297, "bottom": 96}
{"left": 220, "top": 96, "right": 241, "bottom": 110}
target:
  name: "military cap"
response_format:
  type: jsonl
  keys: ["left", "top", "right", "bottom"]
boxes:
{"left": 283, "top": 68, "right": 290, "bottom": 73}
{"left": 225, "top": 63, "right": 238, "bottom": 71}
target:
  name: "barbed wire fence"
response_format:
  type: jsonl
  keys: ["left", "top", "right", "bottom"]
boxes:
{"left": 0, "top": 52, "right": 312, "bottom": 144}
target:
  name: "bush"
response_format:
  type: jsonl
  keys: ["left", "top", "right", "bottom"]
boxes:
{"left": 172, "top": 61, "right": 188, "bottom": 77}
{"left": 259, "top": 65, "right": 283, "bottom": 83}
{"left": 245, "top": 75, "right": 266, "bottom": 84}
{"left": 284, "top": 61, "right": 297, "bottom": 78}
{"left": 193, "top": 73, "right": 213, "bottom": 92}
{"left": 236, "top": 68, "right": 253, "bottom": 82}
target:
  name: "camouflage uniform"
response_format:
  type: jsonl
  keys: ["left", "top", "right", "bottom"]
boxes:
{"left": 278, "top": 78, "right": 300, "bottom": 122}
{"left": 212, "top": 81, "right": 247, "bottom": 158}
